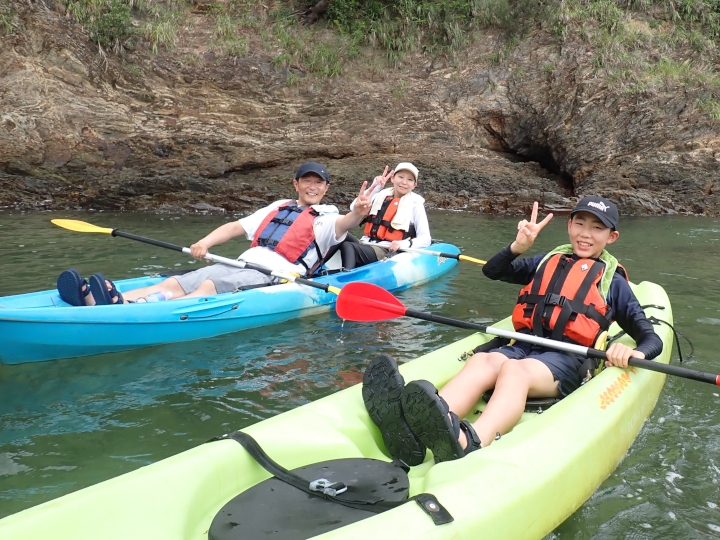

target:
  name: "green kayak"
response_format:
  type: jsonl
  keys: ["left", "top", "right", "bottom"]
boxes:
{"left": 0, "top": 281, "right": 674, "bottom": 539}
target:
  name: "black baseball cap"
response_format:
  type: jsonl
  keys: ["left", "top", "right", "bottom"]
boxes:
{"left": 571, "top": 196, "right": 619, "bottom": 230}
{"left": 295, "top": 162, "right": 329, "bottom": 183}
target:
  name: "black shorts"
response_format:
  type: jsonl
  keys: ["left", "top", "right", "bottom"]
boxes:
{"left": 490, "top": 342, "right": 584, "bottom": 397}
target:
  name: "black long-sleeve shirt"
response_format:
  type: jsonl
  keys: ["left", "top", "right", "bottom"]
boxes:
{"left": 482, "top": 245, "right": 664, "bottom": 359}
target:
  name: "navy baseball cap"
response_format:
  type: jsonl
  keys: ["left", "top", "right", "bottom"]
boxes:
{"left": 295, "top": 162, "right": 329, "bottom": 183}
{"left": 571, "top": 196, "right": 619, "bottom": 230}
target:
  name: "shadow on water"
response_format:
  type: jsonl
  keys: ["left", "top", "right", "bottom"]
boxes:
{"left": 1, "top": 209, "right": 720, "bottom": 538}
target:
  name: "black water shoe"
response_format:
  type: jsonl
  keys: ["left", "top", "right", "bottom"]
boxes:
{"left": 362, "top": 354, "right": 427, "bottom": 466}
{"left": 401, "top": 380, "right": 481, "bottom": 463}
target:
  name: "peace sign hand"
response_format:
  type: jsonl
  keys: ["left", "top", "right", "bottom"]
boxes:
{"left": 510, "top": 201, "right": 553, "bottom": 255}
{"left": 352, "top": 181, "right": 375, "bottom": 217}
{"left": 371, "top": 166, "right": 394, "bottom": 190}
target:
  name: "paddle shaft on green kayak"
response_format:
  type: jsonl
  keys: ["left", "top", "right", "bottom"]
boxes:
{"left": 402, "top": 308, "right": 719, "bottom": 385}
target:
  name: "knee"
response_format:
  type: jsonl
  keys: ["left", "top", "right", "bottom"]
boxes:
{"left": 496, "top": 360, "right": 530, "bottom": 386}
{"left": 196, "top": 279, "right": 217, "bottom": 295}
{"left": 162, "top": 277, "right": 185, "bottom": 295}
{"left": 466, "top": 352, "right": 502, "bottom": 372}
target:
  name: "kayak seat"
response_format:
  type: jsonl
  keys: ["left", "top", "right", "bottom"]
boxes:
{"left": 310, "top": 233, "right": 360, "bottom": 276}
{"left": 481, "top": 389, "right": 561, "bottom": 413}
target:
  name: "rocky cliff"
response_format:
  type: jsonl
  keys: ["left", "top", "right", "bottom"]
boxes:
{"left": 1, "top": 0, "right": 718, "bottom": 215}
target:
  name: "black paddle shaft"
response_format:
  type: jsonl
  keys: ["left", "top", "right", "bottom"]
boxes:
{"left": 404, "top": 309, "right": 720, "bottom": 387}
{"left": 112, "top": 229, "right": 185, "bottom": 252}
{"left": 111, "top": 229, "right": 335, "bottom": 294}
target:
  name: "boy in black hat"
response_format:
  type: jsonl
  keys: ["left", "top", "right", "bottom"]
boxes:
{"left": 58, "top": 162, "right": 376, "bottom": 305}
{"left": 362, "top": 196, "right": 664, "bottom": 465}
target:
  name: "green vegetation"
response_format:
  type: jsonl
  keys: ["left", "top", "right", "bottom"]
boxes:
{"left": 65, "top": 0, "right": 189, "bottom": 53}
{"left": 58, "top": 0, "right": 719, "bottom": 117}
{"left": 698, "top": 96, "right": 720, "bottom": 119}
{"left": 551, "top": 0, "right": 720, "bottom": 111}
{"left": 0, "top": 3, "right": 17, "bottom": 35}
{"left": 66, "top": 0, "right": 135, "bottom": 51}
{"left": 126, "top": 63, "right": 143, "bottom": 76}
{"left": 142, "top": 2, "right": 186, "bottom": 54}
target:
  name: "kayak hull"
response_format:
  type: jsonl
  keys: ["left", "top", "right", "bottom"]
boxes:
{"left": 0, "top": 245, "right": 458, "bottom": 363}
{"left": 0, "top": 281, "right": 674, "bottom": 539}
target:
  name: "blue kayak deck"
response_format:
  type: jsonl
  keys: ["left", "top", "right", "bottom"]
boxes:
{"left": 0, "top": 245, "right": 459, "bottom": 364}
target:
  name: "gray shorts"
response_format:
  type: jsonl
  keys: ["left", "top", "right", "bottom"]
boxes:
{"left": 174, "top": 264, "right": 274, "bottom": 295}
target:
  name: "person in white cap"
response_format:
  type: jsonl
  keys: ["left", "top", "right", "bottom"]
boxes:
{"left": 345, "top": 162, "right": 431, "bottom": 268}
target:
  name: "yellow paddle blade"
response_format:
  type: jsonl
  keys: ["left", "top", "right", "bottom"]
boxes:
{"left": 51, "top": 219, "right": 114, "bottom": 234}
{"left": 459, "top": 255, "right": 487, "bottom": 266}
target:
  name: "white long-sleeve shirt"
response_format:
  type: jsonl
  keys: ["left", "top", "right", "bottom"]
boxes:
{"left": 350, "top": 183, "right": 431, "bottom": 249}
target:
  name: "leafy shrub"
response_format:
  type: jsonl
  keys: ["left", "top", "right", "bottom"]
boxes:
{"left": 91, "top": 0, "right": 134, "bottom": 49}
{"left": 0, "top": 3, "right": 17, "bottom": 35}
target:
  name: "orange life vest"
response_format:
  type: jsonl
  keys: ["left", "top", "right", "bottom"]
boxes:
{"left": 511, "top": 253, "right": 627, "bottom": 347}
{"left": 250, "top": 202, "right": 321, "bottom": 271}
{"left": 363, "top": 196, "right": 416, "bottom": 242}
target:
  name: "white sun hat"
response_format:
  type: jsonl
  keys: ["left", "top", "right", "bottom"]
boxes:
{"left": 393, "top": 162, "right": 419, "bottom": 182}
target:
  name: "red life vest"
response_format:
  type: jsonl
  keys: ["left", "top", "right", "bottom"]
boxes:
{"left": 511, "top": 253, "right": 627, "bottom": 348}
{"left": 250, "top": 202, "right": 321, "bottom": 271}
{"left": 363, "top": 196, "right": 416, "bottom": 242}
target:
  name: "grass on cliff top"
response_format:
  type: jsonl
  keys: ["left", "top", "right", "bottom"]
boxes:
{"left": 556, "top": 0, "right": 720, "bottom": 117}
{"left": 57, "top": 0, "right": 720, "bottom": 117}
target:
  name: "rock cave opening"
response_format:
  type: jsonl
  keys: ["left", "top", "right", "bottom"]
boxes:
{"left": 509, "top": 143, "right": 575, "bottom": 197}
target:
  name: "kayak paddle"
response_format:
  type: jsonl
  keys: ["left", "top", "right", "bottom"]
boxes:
{"left": 51, "top": 219, "right": 341, "bottom": 295}
{"left": 398, "top": 247, "right": 486, "bottom": 265}
{"left": 335, "top": 282, "right": 720, "bottom": 386}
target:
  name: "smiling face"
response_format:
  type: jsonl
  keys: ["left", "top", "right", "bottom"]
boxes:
{"left": 293, "top": 173, "right": 330, "bottom": 206}
{"left": 568, "top": 211, "right": 620, "bottom": 259}
{"left": 391, "top": 169, "right": 417, "bottom": 197}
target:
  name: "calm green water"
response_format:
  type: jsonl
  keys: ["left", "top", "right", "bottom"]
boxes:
{"left": 1, "top": 209, "right": 720, "bottom": 538}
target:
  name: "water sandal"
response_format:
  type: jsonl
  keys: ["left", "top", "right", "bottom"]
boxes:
{"left": 362, "top": 354, "right": 427, "bottom": 466}
{"left": 401, "top": 380, "right": 480, "bottom": 463}
{"left": 459, "top": 419, "right": 482, "bottom": 455}
{"left": 57, "top": 268, "right": 90, "bottom": 306}
{"left": 89, "top": 273, "right": 124, "bottom": 305}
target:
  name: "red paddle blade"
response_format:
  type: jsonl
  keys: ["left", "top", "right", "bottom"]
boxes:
{"left": 336, "top": 282, "right": 408, "bottom": 322}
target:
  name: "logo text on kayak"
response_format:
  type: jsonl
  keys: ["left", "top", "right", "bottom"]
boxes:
{"left": 596, "top": 367, "right": 638, "bottom": 409}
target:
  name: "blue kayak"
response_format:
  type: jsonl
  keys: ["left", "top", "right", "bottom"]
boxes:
{"left": 0, "top": 244, "right": 459, "bottom": 364}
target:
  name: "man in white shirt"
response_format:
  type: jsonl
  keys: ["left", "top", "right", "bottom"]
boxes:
{"left": 67, "top": 162, "right": 375, "bottom": 305}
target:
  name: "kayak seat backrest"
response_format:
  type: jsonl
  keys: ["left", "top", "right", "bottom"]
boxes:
{"left": 310, "top": 233, "right": 360, "bottom": 276}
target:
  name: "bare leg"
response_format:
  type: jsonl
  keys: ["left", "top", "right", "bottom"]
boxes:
{"left": 178, "top": 279, "right": 218, "bottom": 298}
{"left": 439, "top": 351, "right": 509, "bottom": 419}
{"left": 82, "top": 282, "right": 96, "bottom": 306}
{"left": 121, "top": 277, "right": 188, "bottom": 302}
{"left": 469, "top": 358, "right": 559, "bottom": 448}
